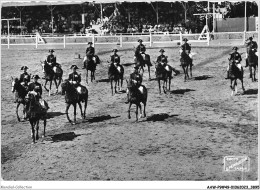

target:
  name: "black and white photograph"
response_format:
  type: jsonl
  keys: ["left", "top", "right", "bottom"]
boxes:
{"left": 1, "top": 0, "right": 259, "bottom": 188}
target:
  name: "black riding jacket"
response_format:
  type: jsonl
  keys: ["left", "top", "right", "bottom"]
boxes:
{"left": 19, "top": 72, "right": 31, "bottom": 84}
{"left": 111, "top": 54, "right": 120, "bottom": 64}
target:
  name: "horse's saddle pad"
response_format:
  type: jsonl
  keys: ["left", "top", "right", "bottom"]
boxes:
{"left": 76, "top": 86, "right": 87, "bottom": 94}
{"left": 138, "top": 86, "right": 144, "bottom": 94}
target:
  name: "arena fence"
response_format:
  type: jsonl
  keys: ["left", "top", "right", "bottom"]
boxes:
{"left": 1, "top": 31, "right": 257, "bottom": 49}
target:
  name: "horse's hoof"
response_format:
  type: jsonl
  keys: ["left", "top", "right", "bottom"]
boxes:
{"left": 72, "top": 122, "right": 76, "bottom": 125}
{"left": 42, "top": 135, "right": 45, "bottom": 138}
{"left": 31, "top": 142, "right": 36, "bottom": 144}
{"left": 17, "top": 118, "right": 20, "bottom": 122}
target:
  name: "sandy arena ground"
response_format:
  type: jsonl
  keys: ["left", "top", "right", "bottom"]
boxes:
{"left": 1, "top": 41, "right": 258, "bottom": 180}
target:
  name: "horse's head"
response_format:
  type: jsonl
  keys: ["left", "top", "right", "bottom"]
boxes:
{"left": 11, "top": 77, "right": 19, "bottom": 93}
{"left": 61, "top": 79, "right": 70, "bottom": 95}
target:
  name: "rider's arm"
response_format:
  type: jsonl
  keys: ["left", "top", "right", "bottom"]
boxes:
{"left": 39, "top": 85, "right": 43, "bottom": 96}
{"left": 118, "top": 56, "right": 120, "bottom": 64}
{"left": 78, "top": 75, "right": 81, "bottom": 83}
{"left": 19, "top": 74, "right": 24, "bottom": 83}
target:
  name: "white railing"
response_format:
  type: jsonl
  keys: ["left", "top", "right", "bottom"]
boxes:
{"left": 1, "top": 32, "right": 210, "bottom": 49}
{"left": 1, "top": 31, "right": 257, "bottom": 49}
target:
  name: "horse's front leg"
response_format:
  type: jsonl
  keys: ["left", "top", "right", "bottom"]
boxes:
{"left": 30, "top": 120, "right": 36, "bottom": 144}
{"left": 182, "top": 67, "right": 187, "bottom": 82}
{"left": 48, "top": 80, "right": 52, "bottom": 96}
{"left": 128, "top": 102, "right": 132, "bottom": 119}
{"left": 44, "top": 80, "right": 49, "bottom": 92}
{"left": 143, "top": 102, "right": 147, "bottom": 118}
{"left": 16, "top": 102, "right": 21, "bottom": 122}
{"left": 139, "top": 103, "right": 143, "bottom": 119}
{"left": 53, "top": 77, "right": 59, "bottom": 93}
{"left": 110, "top": 80, "right": 114, "bottom": 96}
{"left": 114, "top": 80, "right": 118, "bottom": 94}
{"left": 190, "top": 63, "right": 193, "bottom": 78}
{"left": 148, "top": 66, "right": 151, "bottom": 80}
{"left": 120, "top": 78, "right": 123, "bottom": 91}
{"left": 36, "top": 120, "right": 40, "bottom": 140}
{"left": 163, "top": 80, "right": 167, "bottom": 94}
{"left": 135, "top": 104, "right": 139, "bottom": 122}
{"left": 73, "top": 103, "right": 77, "bottom": 125}
{"left": 86, "top": 71, "right": 88, "bottom": 84}
{"left": 78, "top": 102, "right": 84, "bottom": 119}
{"left": 65, "top": 103, "right": 72, "bottom": 123}
{"left": 83, "top": 96, "right": 88, "bottom": 119}
{"left": 43, "top": 119, "right": 46, "bottom": 138}
{"left": 158, "top": 79, "right": 161, "bottom": 94}
{"left": 253, "top": 66, "right": 257, "bottom": 81}
{"left": 241, "top": 79, "right": 245, "bottom": 93}
{"left": 168, "top": 77, "right": 171, "bottom": 91}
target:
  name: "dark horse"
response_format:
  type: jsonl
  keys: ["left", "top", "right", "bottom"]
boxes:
{"left": 11, "top": 77, "right": 28, "bottom": 121}
{"left": 126, "top": 80, "right": 147, "bottom": 122}
{"left": 246, "top": 48, "right": 258, "bottom": 82}
{"left": 24, "top": 93, "right": 48, "bottom": 144}
{"left": 61, "top": 80, "right": 88, "bottom": 124}
{"left": 41, "top": 60, "right": 63, "bottom": 96}
{"left": 84, "top": 55, "right": 100, "bottom": 83}
{"left": 180, "top": 51, "right": 193, "bottom": 82}
{"left": 134, "top": 52, "right": 152, "bottom": 80}
{"left": 154, "top": 62, "right": 180, "bottom": 94}
{"left": 108, "top": 63, "right": 124, "bottom": 95}
{"left": 228, "top": 59, "right": 245, "bottom": 96}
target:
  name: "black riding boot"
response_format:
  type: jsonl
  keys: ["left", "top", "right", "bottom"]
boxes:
{"left": 225, "top": 71, "right": 229, "bottom": 79}
{"left": 245, "top": 59, "right": 249, "bottom": 67}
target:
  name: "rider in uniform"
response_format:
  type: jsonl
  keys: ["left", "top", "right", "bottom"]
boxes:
{"left": 126, "top": 66, "right": 143, "bottom": 103}
{"left": 180, "top": 38, "right": 193, "bottom": 66}
{"left": 19, "top": 66, "right": 31, "bottom": 87}
{"left": 46, "top": 49, "right": 59, "bottom": 68}
{"left": 83, "top": 42, "right": 95, "bottom": 69}
{"left": 245, "top": 36, "right": 258, "bottom": 67}
{"left": 156, "top": 49, "right": 168, "bottom": 75}
{"left": 135, "top": 39, "right": 146, "bottom": 62}
{"left": 109, "top": 49, "right": 121, "bottom": 75}
{"left": 226, "top": 47, "right": 242, "bottom": 79}
{"left": 27, "top": 75, "right": 49, "bottom": 110}
{"left": 111, "top": 49, "right": 121, "bottom": 66}
{"left": 68, "top": 65, "right": 81, "bottom": 87}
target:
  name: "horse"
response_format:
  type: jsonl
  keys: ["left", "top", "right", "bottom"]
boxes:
{"left": 247, "top": 48, "right": 258, "bottom": 82}
{"left": 228, "top": 59, "right": 245, "bottom": 96}
{"left": 41, "top": 60, "right": 63, "bottom": 96}
{"left": 108, "top": 63, "right": 124, "bottom": 95}
{"left": 11, "top": 77, "right": 28, "bottom": 121}
{"left": 24, "top": 93, "right": 48, "bottom": 144}
{"left": 61, "top": 80, "right": 88, "bottom": 124}
{"left": 126, "top": 80, "right": 147, "bottom": 122}
{"left": 134, "top": 51, "right": 152, "bottom": 80}
{"left": 83, "top": 55, "right": 100, "bottom": 83}
{"left": 180, "top": 50, "right": 193, "bottom": 82}
{"left": 154, "top": 62, "right": 180, "bottom": 94}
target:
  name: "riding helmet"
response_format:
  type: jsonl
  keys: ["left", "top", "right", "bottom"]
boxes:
{"left": 138, "top": 39, "right": 143, "bottom": 42}
{"left": 232, "top": 47, "right": 238, "bottom": 50}
{"left": 112, "top": 49, "right": 118, "bottom": 52}
{"left": 249, "top": 37, "right": 253, "bottom": 40}
{"left": 159, "top": 49, "right": 165, "bottom": 53}
{"left": 88, "top": 42, "right": 93, "bottom": 45}
{"left": 21, "top": 66, "right": 29, "bottom": 70}
{"left": 70, "top": 65, "right": 79, "bottom": 69}
{"left": 32, "top": 75, "right": 40, "bottom": 79}
{"left": 183, "top": 38, "right": 188, "bottom": 42}
{"left": 49, "top": 49, "right": 55, "bottom": 53}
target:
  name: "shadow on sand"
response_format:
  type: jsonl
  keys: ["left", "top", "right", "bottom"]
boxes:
{"left": 170, "top": 89, "right": 195, "bottom": 95}
{"left": 146, "top": 113, "right": 178, "bottom": 122}
{"left": 96, "top": 78, "right": 110, "bottom": 83}
{"left": 243, "top": 89, "right": 258, "bottom": 95}
{"left": 87, "top": 115, "right": 120, "bottom": 123}
{"left": 46, "top": 112, "right": 66, "bottom": 119}
{"left": 49, "top": 132, "right": 81, "bottom": 142}
{"left": 122, "top": 63, "right": 135, "bottom": 67}
{"left": 193, "top": 75, "right": 213, "bottom": 81}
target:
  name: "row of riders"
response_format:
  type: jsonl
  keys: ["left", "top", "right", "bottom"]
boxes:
{"left": 12, "top": 37, "right": 258, "bottom": 143}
